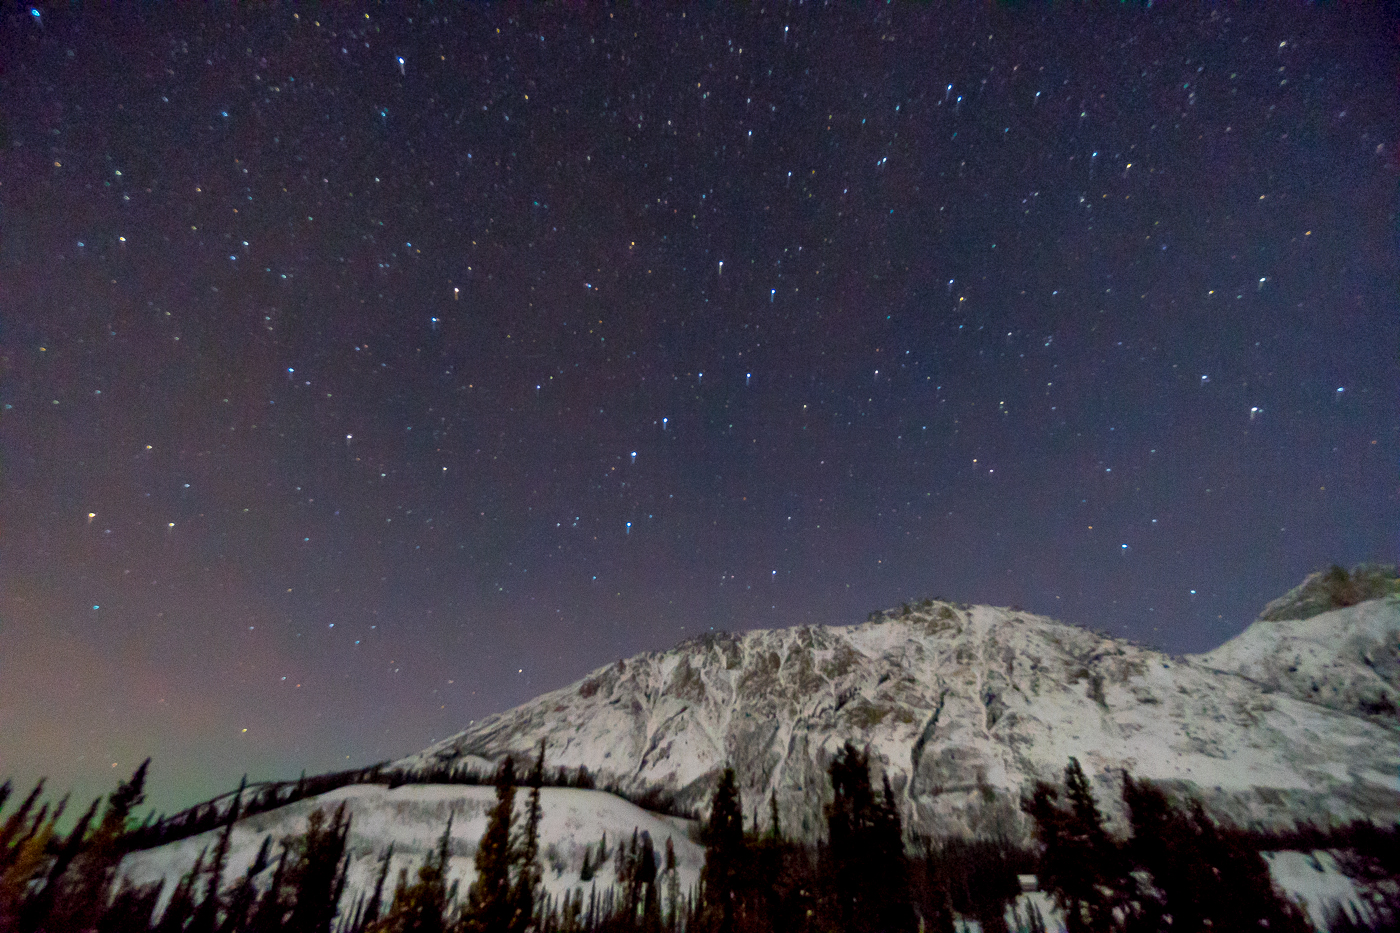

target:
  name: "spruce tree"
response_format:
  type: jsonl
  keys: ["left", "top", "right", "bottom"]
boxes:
{"left": 1025, "top": 758, "right": 1120, "bottom": 933}
{"left": 1121, "top": 772, "right": 1190, "bottom": 930}
{"left": 285, "top": 802, "right": 352, "bottom": 933}
{"left": 99, "top": 878, "right": 165, "bottom": 933}
{"left": 636, "top": 833, "right": 660, "bottom": 933}
{"left": 218, "top": 834, "right": 273, "bottom": 933}
{"left": 1186, "top": 802, "right": 1309, "bottom": 932}
{"left": 0, "top": 780, "right": 44, "bottom": 874}
{"left": 509, "top": 742, "right": 546, "bottom": 933}
{"left": 156, "top": 848, "right": 207, "bottom": 933}
{"left": 700, "top": 766, "right": 745, "bottom": 933}
{"left": 18, "top": 795, "right": 99, "bottom": 933}
{"left": 465, "top": 757, "right": 518, "bottom": 933}
{"left": 579, "top": 848, "right": 594, "bottom": 883}
{"left": 0, "top": 797, "right": 58, "bottom": 930}
{"left": 0, "top": 784, "right": 51, "bottom": 924}
{"left": 824, "top": 746, "right": 916, "bottom": 933}
{"left": 248, "top": 845, "right": 291, "bottom": 933}
{"left": 662, "top": 837, "right": 680, "bottom": 932}
{"left": 878, "top": 774, "right": 917, "bottom": 933}
{"left": 378, "top": 816, "right": 452, "bottom": 933}
{"left": 361, "top": 843, "right": 395, "bottom": 930}
{"left": 1120, "top": 774, "right": 1309, "bottom": 932}
{"left": 189, "top": 777, "right": 243, "bottom": 933}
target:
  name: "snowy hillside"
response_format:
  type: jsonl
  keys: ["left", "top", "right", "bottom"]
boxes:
{"left": 1197, "top": 596, "right": 1400, "bottom": 729}
{"left": 397, "top": 598, "right": 1400, "bottom": 842}
{"left": 119, "top": 785, "right": 702, "bottom": 920}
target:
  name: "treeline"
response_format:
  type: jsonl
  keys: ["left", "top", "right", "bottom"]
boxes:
{"left": 1024, "top": 757, "right": 1400, "bottom": 932}
{"left": 0, "top": 741, "right": 949, "bottom": 933}
{"left": 123, "top": 759, "right": 688, "bottom": 855}
{"left": 0, "top": 745, "right": 561, "bottom": 932}
{"left": 0, "top": 741, "right": 706, "bottom": 933}
{"left": 5, "top": 748, "right": 1398, "bottom": 932}
{"left": 676, "top": 750, "right": 1400, "bottom": 933}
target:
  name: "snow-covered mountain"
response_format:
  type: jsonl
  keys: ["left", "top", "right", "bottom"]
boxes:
{"left": 397, "top": 594, "right": 1400, "bottom": 842}
{"left": 1199, "top": 586, "right": 1400, "bottom": 728}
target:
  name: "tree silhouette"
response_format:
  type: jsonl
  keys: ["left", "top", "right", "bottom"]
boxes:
{"left": 509, "top": 741, "right": 546, "bottom": 933}
{"left": 1024, "top": 758, "right": 1122, "bottom": 932}
{"left": 825, "top": 743, "right": 915, "bottom": 933}
{"left": 284, "top": 803, "right": 352, "bottom": 933}
{"left": 376, "top": 816, "right": 452, "bottom": 933}
{"left": 700, "top": 767, "right": 745, "bottom": 933}
{"left": 465, "top": 758, "right": 518, "bottom": 933}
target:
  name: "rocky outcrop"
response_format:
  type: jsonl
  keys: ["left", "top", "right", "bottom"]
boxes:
{"left": 396, "top": 595, "right": 1400, "bottom": 843}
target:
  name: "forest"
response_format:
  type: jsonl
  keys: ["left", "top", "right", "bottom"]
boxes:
{"left": 1, "top": 744, "right": 1396, "bottom": 932}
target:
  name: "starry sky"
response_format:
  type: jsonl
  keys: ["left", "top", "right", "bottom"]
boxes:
{"left": 2, "top": 4, "right": 1397, "bottom": 819}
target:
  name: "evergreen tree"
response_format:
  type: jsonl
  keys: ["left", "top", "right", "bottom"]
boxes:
{"left": 509, "top": 742, "right": 546, "bottom": 933}
{"left": 1187, "top": 803, "right": 1309, "bottom": 933}
{"left": 0, "top": 780, "right": 44, "bottom": 875}
{"left": 218, "top": 834, "right": 273, "bottom": 933}
{"left": 579, "top": 848, "right": 594, "bottom": 884}
{"left": 0, "top": 796, "right": 59, "bottom": 930}
{"left": 247, "top": 845, "right": 291, "bottom": 933}
{"left": 156, "top": 848, "right": 207, "bottom": 933}
{"left": 189, "top": 777, "right": 243, "bottom": 933}
{"left": 376, "top": 817, "right": 452, "bottom": 933}
{"left": 1024, "top": 758, "right": 1119, "bottom": 933}
{"left": 99, "top": 878, "right": 165, "bottom": 933}
{"left": 576, "top": 846, "right": 593, "bottom": 885}
{"left": 699, "top": 767, "right": 745, "bottom": 933}
{"left": 878, "top": 774, "right": 917, "bottom": 932}
{"left": 634, "top": 833, "right": 660, "bottom": 933}
{"left": 360, "top": 843, "right": 395, "bottom": 930}
{"left": 617, "top": 829, "right": 636, "bottom": 898}
{"left": 662, "top": 837, "right": 680, "bottom": 933}
{"left": 465, "top": 758, "right": 518, "bottom": 933}
{"left": 1121, "top": 772, "right": 1194, "bottom": 931}
{"left": 1120, "top": 774, "right": 1309, "bottom": 932}
{"left": 285, "top": 802, "right": 353, "bottom": 933}
{"left": 824, "top": 745, "right": 916, "bottom": 933}
{"left": 18, "top": 795, "right": 99, "bottom": 933}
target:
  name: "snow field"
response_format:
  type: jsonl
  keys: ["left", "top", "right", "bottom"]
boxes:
{"left": 119, "top": 784, "right": 704, "bottom": 920}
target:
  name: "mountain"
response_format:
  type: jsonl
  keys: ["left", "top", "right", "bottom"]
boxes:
{"left": 397, "top": 590, "right": 1400, "bottom": 842}
{"left": 1199, "top": 566, "right": 1400, "bottom": 727}
{"left": 114, "top": 573, "right": 1399, "bottom": 929}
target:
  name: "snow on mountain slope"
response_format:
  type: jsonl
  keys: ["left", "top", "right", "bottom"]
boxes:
{"left": 119, "top": 785, "right": 702, "bottom": 919}
{"left": 1195, "top": 596, "right": 1400, "bottom": 729}
{"left": 1264, "top": 850, "right": 1388, "bottom": 933}
{"left": 397, "top": 599, "right": 1400, "bottom": 842}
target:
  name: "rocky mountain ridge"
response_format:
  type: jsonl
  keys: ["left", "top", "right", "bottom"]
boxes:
{"left": 397, "top": 591, "right": 1400, "bottom": 842}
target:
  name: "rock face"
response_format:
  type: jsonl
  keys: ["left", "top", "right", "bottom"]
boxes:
{"left": 398, "top": 597, "right": 1400, "bottom": 842}
{"left": 1257, "top": 564, "right": 1400, "bottom": 623}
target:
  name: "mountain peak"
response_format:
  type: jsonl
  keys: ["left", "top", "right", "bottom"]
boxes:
{"left": 1257, "top": 564, "right": 1400, "bottom": 623}
{"left": 398, "top": 598, "right": 1400, "bottom": 843}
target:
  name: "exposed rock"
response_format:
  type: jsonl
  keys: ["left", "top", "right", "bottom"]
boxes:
{"left": 398, "top": 596, "right": 1400, "bottom": 843}
{"left": 1258, "top": 564, "right": 1400, "bottom": 622}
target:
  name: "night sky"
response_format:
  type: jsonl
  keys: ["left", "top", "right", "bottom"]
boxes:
{"left": 2, "top": 5, "right": 1396, "bottom": 819}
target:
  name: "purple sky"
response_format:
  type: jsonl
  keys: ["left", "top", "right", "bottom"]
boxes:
{"left": 2, "top": 4, "right": 1396, "bottom": 820}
